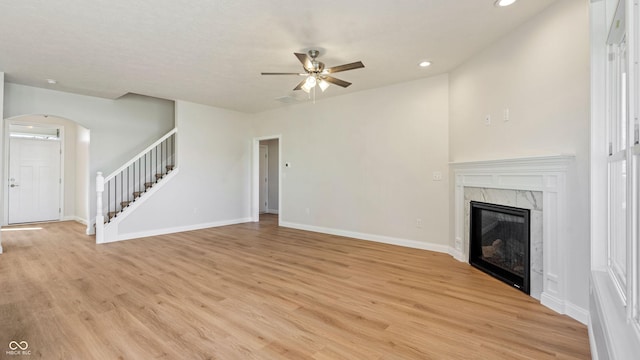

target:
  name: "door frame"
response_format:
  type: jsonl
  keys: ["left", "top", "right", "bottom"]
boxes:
{"left": 259, "top": 144, "right": 269, "bottom": 214}
{"left": 3, "top": 119, "right": 65, "bottom": 225}
{"left": 252, "top": 135, "right": 281, "bottom": 223}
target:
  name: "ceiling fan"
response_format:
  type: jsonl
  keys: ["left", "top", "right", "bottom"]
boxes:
{"left": 261, "top": 50, "right": 364, "bottom": 93}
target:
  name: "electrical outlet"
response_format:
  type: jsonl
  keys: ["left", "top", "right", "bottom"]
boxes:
{"left": 432, "top": 171, "right": 443, "bottom": 181}
{"left": 503, "top": 108, "right": 510, "bottom": 122}
{"left": 416, "top": 219, "right": 423, "bottom": 228}
{"left": 484, "top": 114, "right": 491, "bottom": 125}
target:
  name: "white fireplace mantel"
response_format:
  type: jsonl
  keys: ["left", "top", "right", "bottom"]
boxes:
{"left": 450, "top": 155, "right": 577, "bottom": 320}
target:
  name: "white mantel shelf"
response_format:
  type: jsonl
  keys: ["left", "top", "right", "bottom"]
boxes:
{"left": 450, "top": 154, "right": 586, "bottom": 324}
{"left": 450, "top": 154, "right": 575, "bottom": 169}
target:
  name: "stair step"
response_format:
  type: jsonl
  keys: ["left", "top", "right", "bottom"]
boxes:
{"left": 102, "top": 166, "right": 172, "bottom": 226}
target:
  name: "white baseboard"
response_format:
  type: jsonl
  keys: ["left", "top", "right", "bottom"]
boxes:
{"left": 280, "top": 221, "right": 450, "bottom": 254}
{"left": 540, "top": 292, "right": 588, "bottom": 325}
{"left": 448, "top": 247, "right": 465, "bottom": 262}
{"left": 565, "top": 301, "right": 589, "bottom": 325}
{"left": 266, "top": 209, "right": 279, "bottom": 214}
{"left": 63, "top": 216, "right": 88, "bottom": 225}
{"left": 113, "top": 217, "right": 253, "bottom": 242}
{"left": 541, "top": 292, "right": 565, "bottom": 314}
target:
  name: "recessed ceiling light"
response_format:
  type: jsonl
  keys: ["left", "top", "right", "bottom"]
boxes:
{"left": 419, "top": 61, "right": 432, "bottom": 68}
{"left": 495, "top": 0, "right": 517, "bottom": 7}
{"left": 46, "top": 79, "right": 57, "bottom": 84}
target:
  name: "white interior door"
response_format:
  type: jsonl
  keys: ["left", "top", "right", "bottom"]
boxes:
{"left": 259, "top": 145, "right": 268, "bottom": 214}
{"left": 8, "top": 137, "right": 62, "bottom": 224}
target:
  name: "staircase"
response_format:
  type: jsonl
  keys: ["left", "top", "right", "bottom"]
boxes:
{"left": 95, "top": 129, "right": 177, "bottom": 243}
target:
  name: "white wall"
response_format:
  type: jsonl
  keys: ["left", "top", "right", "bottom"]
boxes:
{"left": 76, "top": 126, "right": 90, "bottom": 225}
{"left": 253, "top": 74, "right": 450, "bottom": 251}
{"left": 4, "top": 84, "right": 174, "bottom": 173}
{"left": 117, "top": 101, "right": 252, "bottom": 236}
{"left": 449, "top": 0, "right": 590, "bottom": 310}
{"left": 3, "top": 83, "right": 174, "bottom": 231}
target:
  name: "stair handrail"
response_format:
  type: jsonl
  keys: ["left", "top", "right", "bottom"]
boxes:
{"left": 96, "top": 127, "right": 176, "bottom": 243}
{"left": 103, "top": 128, "right": 177, "bottom": 183}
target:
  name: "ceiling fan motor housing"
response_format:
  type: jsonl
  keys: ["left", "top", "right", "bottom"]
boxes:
{"left": 308, "top": 50, "right": 325, "bottom": 73}
{"left": 312, "top": 61, "right": 325, "bottom": 73}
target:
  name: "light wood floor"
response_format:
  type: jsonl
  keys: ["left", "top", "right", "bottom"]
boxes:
{"left": 0, "top": 215, "right": 590, "bottom": 359}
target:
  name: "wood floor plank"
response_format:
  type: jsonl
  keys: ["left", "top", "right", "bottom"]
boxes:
{"left": 0, "top": 216, "right": 590, "bottom": 359}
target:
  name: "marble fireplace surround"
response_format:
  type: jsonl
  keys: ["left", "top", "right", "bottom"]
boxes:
{"left": 465, "top": 187, "right": 543, "bottom": 300}
{"left": 451, "top": 155, "right": 574, "bottom": 317}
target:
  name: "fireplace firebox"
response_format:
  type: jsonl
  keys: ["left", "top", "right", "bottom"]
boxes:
{"left": 469, "top": 201, "right": 530, "bottom": 294}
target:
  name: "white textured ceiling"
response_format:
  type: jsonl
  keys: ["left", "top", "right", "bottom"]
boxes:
{"left": 0, "top": 0, "right": 557, "bottom": 113}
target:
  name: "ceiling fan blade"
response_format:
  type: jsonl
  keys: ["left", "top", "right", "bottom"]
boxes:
{"left": 294, "top": 52, "right": 313, "bottom": 71}
{"left": 293, "top": 78, "right": 307, "bottom": 91}
{"left": 325, "top": 61, "right": 364, "bottom": 74}
{"left": 323, "top": 76, "right": 352, "bottom": 88}
{"left": 261, "top": 72, "right": 306, "bottom": 75}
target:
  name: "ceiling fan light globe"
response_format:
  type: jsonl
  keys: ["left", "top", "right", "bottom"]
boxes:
{"left": 494, "top": 0, "right": 516, "bottom": 7}
{"left": 305, "top": 76, "right": 317, "bottom": 87}
{"left": 301, "top": 82, "right": 312, "bottom": 93}
{"left": 318, "top": 79, "right": 330, "bottom": 92}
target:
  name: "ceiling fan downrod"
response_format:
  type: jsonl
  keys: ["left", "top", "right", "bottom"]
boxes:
{"left": 307, "top": 50, "right": 324, "bottom": 74}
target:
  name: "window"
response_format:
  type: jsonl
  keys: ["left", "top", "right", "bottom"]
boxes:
{"left": 605, "top": 0, "right": 640, "bottom": 328}
{"left": 632, "top": 0, "right": 640, "bottom": 326}
{"left": 607, "top": 36, "right": 629, "bottom": 304}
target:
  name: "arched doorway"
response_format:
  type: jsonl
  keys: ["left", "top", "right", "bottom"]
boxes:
{"left": 3, "top": 115, "right": 91, "bottom": 229}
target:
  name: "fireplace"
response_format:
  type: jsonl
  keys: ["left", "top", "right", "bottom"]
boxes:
{"left": 452, "top": 156, "right": 577, "bottom": 320}
{"left": 469, "top": 201, "right": 530, "bottom": 294}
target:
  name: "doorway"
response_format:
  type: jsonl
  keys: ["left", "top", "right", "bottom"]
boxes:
{"left": 253, "top": 136, "right": 281, "bottom": 223}
{"left": 3, "top": 115, "right": 91, "bottom": 230}
{"left": 7, "top": 124, "right": 62, "bottom": 224}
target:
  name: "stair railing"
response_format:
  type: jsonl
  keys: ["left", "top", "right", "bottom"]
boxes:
{"left": 96, "top": 128, "right": 176, "bottom": 243}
